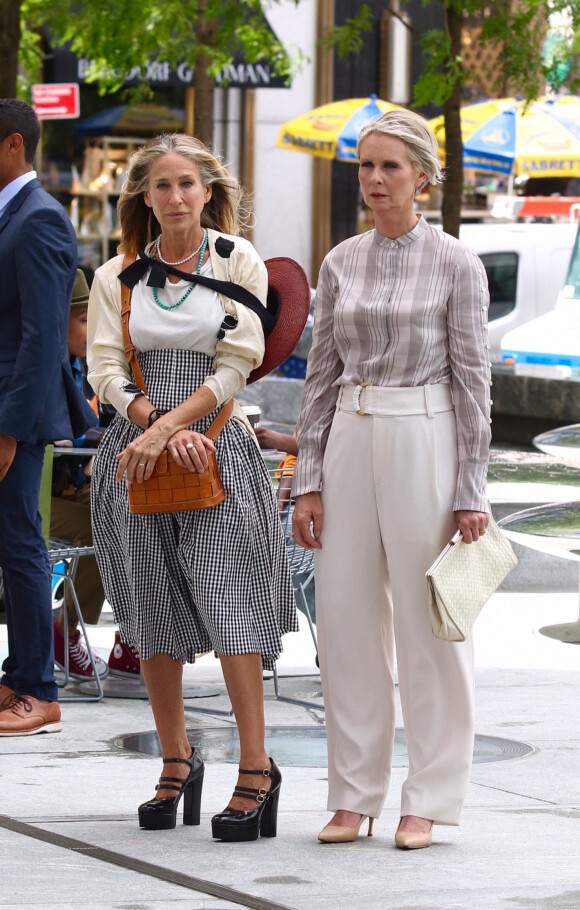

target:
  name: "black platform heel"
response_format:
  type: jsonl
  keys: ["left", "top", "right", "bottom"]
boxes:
{"left": 211, "top": 758, "right": 281, "bottom": 842}
{"left": 138, "top": 750, "right": 204, "bottom": 830}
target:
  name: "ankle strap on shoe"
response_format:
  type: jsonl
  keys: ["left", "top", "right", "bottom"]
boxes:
{"left": 155, "top": 775, "right": 188, "bottom": 793}
{"left": 162, "top": 754, "right": 193, "bottom": 767}
{"left": 233, "top": 785, "right": 269, "bottom": 804}
{"left": 238, "top": 765, "right": 271, "bottom": 777}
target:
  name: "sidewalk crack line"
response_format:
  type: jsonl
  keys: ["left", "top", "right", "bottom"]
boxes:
{"left": 0, "top": 813, "right": 295, "bottom": 910}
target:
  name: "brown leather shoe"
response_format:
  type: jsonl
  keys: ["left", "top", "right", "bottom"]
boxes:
{"left": 0, "top": 684, "right": 15, "bottom": 709}
{"left": 0, "top": 693, "right": 62, "bottom": 736}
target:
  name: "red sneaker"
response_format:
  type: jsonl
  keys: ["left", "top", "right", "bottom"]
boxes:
{"left": 53, "top": 620, "right": 109, "bottom": 680}
{"left": 108, "top": 632, "right": 141, "bottom": 677}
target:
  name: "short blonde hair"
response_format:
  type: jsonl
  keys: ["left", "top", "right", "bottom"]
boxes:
{"left": 357, "top": 109, "right": 444, "bottom": 191}
{"left": 117, "top": 133, "right": 251, "bottom": 253}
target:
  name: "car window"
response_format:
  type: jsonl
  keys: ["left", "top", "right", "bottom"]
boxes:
{"left": 479, "top": 252, "right": 518, "bottom": 321}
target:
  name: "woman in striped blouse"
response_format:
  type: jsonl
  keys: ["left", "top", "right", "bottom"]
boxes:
{"left": 292, "top": 110, "right": 491, "bottom": 849}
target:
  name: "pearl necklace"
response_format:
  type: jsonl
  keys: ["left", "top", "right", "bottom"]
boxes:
{"left": 154, "top": 232, "right": 206, "bottom": 266}
{"left": 152, "top": 229, "right": 208, "bottom": 311}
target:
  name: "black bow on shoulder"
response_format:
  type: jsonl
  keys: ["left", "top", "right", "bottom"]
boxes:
{"left": 118, "top": 249, "right": 278, "bottom": 337}
{"left": 118, "top": 250, "right": 188, "bottom": 290}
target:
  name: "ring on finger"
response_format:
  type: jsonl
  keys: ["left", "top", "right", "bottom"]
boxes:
{"left": 186, "top": 443, "right": 196, "bottom": 449}
{"left": 138, "top": 462, "right": 146, "bottom": 466}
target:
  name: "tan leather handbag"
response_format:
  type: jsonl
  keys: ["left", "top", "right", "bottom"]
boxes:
{"left": 120, "top": 254, "right": 231, "bottom": 515}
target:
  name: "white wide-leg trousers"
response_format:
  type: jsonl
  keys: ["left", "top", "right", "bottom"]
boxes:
{"left": 314, "top": 384, "right": 475, "bottom": 825}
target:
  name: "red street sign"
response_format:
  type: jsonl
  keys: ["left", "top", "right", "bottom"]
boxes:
{"left": 31, "top": 83, "right": 80, "bottom": 120}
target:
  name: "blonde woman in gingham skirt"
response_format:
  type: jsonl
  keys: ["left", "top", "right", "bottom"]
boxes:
{"left": 88, "top": 134, "right": 297, "bottom": 842}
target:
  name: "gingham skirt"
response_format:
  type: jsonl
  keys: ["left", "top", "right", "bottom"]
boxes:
{"left": 90, "top": 349, "right": 297, "bottom": 668}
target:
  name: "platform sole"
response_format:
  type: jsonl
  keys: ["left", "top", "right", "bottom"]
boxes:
{"left": 211, "top": 822, "right": 261, "bottom": 842}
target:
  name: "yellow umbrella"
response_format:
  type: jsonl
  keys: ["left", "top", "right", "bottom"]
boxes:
{"left": 429, "top": 96, "right": 580, "bottom": 178}
{"left": 276, "top": 95, "right": 402, "bottom": 161}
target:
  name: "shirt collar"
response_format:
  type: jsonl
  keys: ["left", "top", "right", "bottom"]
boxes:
{"left": 0, "top": 171, "right": 37, "bottom": 216}
{"left": 373, "top": 213, "right": 428, "bottom": 249}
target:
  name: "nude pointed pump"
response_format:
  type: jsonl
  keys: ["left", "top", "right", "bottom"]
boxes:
{"left": 318, "top": 815, "right": 374, "bottom": 843}
{"left": 394, "top": 820, "right": 433, "bottom": 850}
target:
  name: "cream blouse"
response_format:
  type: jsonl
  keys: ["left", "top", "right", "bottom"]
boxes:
{"left": 87, "top": 230, "right": 267, "bottom": 426}
{"left": 129, "top": 257, "right": 224, "bottom": 356}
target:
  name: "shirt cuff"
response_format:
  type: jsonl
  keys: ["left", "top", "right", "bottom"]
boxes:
{"left": 453, "top": 460, "right": 489, "bottom": 511}
{"left": 101, "top": 376, "right": 144, "bottom": 419}
{"left": 291, "top": 448, "right": 324, "bottom": 497}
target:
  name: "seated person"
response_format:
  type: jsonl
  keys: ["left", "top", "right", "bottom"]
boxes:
{"left": 51, "top": 270, "right": 140, "bottom": 679}
{"left": 254, "top": 427, "right": 297, "bottom": 511}
{"left": 255, "top": 425, "right": 315, "bottom": 625}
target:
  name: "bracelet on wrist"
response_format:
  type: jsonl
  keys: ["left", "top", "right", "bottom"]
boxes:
{"left": 147, "top": 407, "right": 167, "bottom": 428}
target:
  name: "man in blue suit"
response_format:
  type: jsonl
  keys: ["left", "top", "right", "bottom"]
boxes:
{"left": 0, "top": 99, "right": 95, "bottom": 736}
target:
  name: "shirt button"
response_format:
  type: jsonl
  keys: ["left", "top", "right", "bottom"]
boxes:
{"left": 481, "top": 304, "right": 488, "bottom": 310}
{"left": 390, "top": 242, "right": 396, "bottom": 248}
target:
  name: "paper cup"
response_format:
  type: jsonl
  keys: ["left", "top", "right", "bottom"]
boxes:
{"left": 242, "top": 405, "right": 261, "bottom": 427}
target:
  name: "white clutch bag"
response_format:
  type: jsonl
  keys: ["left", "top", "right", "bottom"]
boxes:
{"left": 426, "top": 516, "right": 518, "bottom": 641}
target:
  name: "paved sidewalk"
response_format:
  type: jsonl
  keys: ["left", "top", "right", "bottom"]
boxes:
{"left": 1, "top": 591, "right": 579, "bottom": 910}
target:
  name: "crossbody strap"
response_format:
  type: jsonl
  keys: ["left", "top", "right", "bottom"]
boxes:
{"left": 205, "top": 397, "right": 233, "bottom": 439}
{"left": 119, "top": 251, "right": 278, "bottom": 336}
{"left": 120, "top": 253, "right": 147, "bottom": 394}
{"left": 120, "top": 253, "right": 231, "bottom": 439}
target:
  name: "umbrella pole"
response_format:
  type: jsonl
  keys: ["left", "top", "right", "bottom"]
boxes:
{"left": 507, "top": 170, "right": 514, "bottom": 196}
{"left": 312, "top": 159, "right": 332, "bottom": 279}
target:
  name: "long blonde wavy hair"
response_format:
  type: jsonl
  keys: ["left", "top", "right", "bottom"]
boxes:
{"left": 117, "top": 133, "right": 251, "bottom": 253}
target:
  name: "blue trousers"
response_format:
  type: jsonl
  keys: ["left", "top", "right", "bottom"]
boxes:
{"left": 0, "top": 441, "right": 58, "bottom": 701}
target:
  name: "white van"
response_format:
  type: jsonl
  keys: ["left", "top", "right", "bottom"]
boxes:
{"left": 458, "top": 222, "right": 578, "bottom": 362}
{"left": 283, "top": 221, "right": 577, "bottom": 376}
{"left": 500, "top": 220, "right": 580, "bottom": 368}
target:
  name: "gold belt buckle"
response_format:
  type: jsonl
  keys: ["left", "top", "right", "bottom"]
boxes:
{"left": 356, "top": 382, "right": 372, "bottom": 416}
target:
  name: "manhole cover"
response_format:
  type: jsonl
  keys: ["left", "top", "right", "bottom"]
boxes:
{"left": 116, "top": 725, "right": 533, "bottom": 768}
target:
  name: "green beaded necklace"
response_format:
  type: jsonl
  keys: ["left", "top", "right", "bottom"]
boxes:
{"left": 151, "top": 229, "right": 208, "bottom": 311}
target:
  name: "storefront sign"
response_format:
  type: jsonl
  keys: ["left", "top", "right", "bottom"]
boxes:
{"left": 31, "top": 82, "right": 80, "bottom": 119}
{"left": 73, "top": 56, "right": 286, "bottom": 88}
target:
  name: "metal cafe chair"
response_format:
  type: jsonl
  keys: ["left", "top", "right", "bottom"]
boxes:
{"left": 185, "top": 472, "right": 323, "bottom": 719}
{"left": 267, "top": 459, "right": 323, "bottom": 711}
{"left": 48, "top": 538, "right": 104, "bottom": 702}
{"left": 46, "top": 446, "right": 104, "bottom": 702}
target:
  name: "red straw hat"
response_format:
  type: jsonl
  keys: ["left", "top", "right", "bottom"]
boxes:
{"left": 249, "top": 257, "right": 311, "bottom": 384}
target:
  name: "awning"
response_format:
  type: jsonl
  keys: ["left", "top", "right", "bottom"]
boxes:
{"left": 43, "top": 17, "right": 290, "bottom": 90}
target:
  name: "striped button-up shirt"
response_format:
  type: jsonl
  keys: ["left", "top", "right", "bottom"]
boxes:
{"left": 293, "top": 216, "right": 492, "bottom": 511}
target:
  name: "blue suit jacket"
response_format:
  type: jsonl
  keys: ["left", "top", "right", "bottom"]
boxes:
{"left": 0, "top": 178, "right": 96, "bottom": 443}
